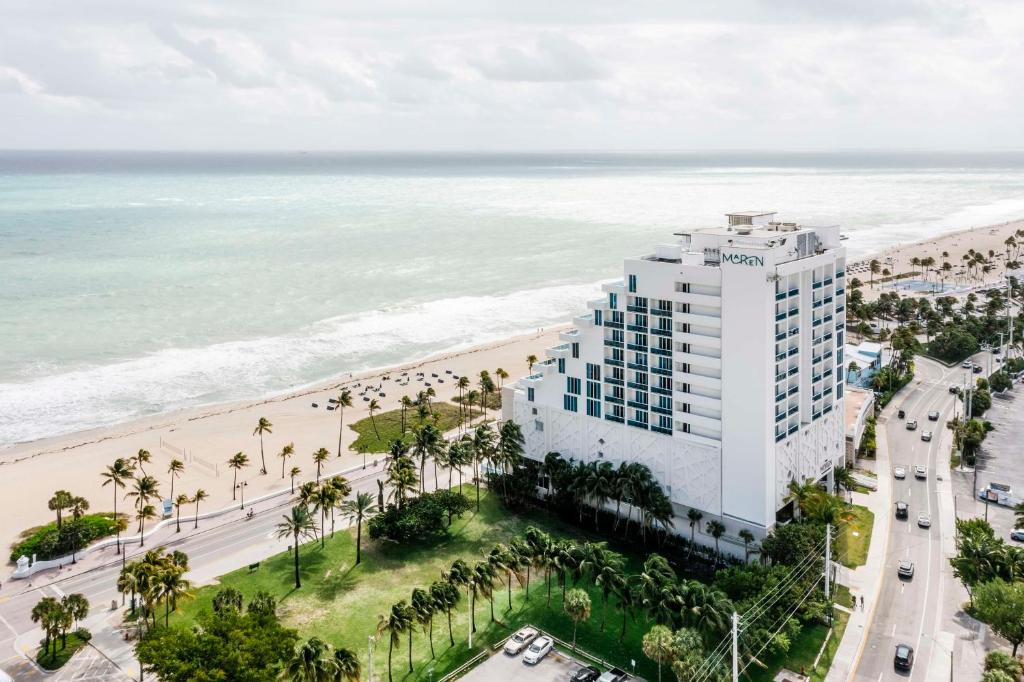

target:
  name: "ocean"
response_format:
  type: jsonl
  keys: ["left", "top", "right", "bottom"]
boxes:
{"left": 4, "top": 150, "right": 1024, "bottom": 447}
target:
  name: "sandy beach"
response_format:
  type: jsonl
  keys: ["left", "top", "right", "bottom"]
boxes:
{"left": 3, "top": 215, "right": 1023, "bottom": 573}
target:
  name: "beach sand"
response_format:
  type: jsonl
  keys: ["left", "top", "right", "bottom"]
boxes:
{"left": 3, "top": 215, "right": 1023, "bottom": 574}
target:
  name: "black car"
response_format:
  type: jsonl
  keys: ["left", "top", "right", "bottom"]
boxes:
{"left": 895, "top": 501, "right": 909, "bottom": 519}
{"left": 571, "top": 666, "right": 601, "bottom": 682}
{"left": 894, "top": 644, "right": 915, "bottom": 670}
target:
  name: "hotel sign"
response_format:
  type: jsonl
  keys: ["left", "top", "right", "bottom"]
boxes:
{"left": 722, "top": 253, "right": 765, "bottom": 267}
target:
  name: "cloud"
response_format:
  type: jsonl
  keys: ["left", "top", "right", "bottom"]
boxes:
{"left": 473, "top": 34, "right": 607, "bottom": 82}
{"left": 150, "top": 23, "right": 275, "bottom": 89}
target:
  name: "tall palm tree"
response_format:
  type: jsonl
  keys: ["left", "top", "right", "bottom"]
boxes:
{"left": 125, "top": 475, "right": 160, "bottom": 533}
{"left": 411, "top": 587, "right": 436, "bottom": 659}
{"left": 446, "top": 559, "right": 474, "bottom": 630}
{"left": 253, "top": 417, "right": 273, "bottom": 475}
{"left": 48, "top": 490, "right": 73, "bottom": 529}
{"left": 430, "top": 579, "right": 459, "bottom": 647}
{"left": 470, "top": 424, "right": 496, "bottom": 510}
{"left": 472, "top": 560, "right": 498, "bottom": 624}
{"left": 173, "top": 494, "right": 189, "bottom": 533}
{"left": 226, "top": 452, "right": 249, "bottom": 500}
{"left": 377, "top": 601, "right": 414, "bottom": 682}
{"left": 687, "top": 508, "right": 704, "bottom": 555}
{"left": 495, "top": 367, "right": 509, "bottom": 390}
{"left": 132, "top": 448, "right": 152, "bottom": 477}
{"left": 411, "top": 423, "right": 442, "bottom": 493}
{"left": 368, "top": 399, "right": 381, "bottom": 440}
{"left": 279, "top": 442, "right": 295, "bottom": 479}
{"left": 477, "top": 370, "right": 494, "bottom": 420}
{"left": 399, "top": 395, "right": 414, "bottom": 434}
{"left": 386, "top": 457, "right": 419, "bottom": 509}
{"left": 167, "top": 458, "right": 185, "bottom": 502}
{"left": 155, "top": 566, "right": 191, "bottom": 626}
{"left": 456, "top": 376, "right": 470, "bottom": 424}
{"left": 192, "top": 489, "right": 208, "bottom": 529}
{"left": 312, "top": 447, "right": 330, "bottom": 483}
{"left": 642, "top": 624, "right": 675, "bottom": 682}
{"left": 341, "top": 492, "right": 377, "bottom": 564}
{"left": 135, "top": 505, "right": 157, "bottom": 547}
{"left": 465, "top": 389, "right": 480, "bottom": 421}
{"left": 327, "top": 476, "right": 351, "bottom": 537}
{"left": 564, "top": 588, "right": 592, "bottom": 654}
{"left": 276, "top": 505, "right": 317, "bottom": 588}
{"left": 289, "top": 466, "right": 302, "bottom": 494}
{"left": 308, "top": 484, "right": 335, "bottom": 548}
{"left": 526, "top": 354, "right": 538, "bottom": 373}
{"left": 332, "top": 647, "right": 360, "bottom": 682}
{"left": 738, "top": 529, "right": 756, "bottom": 563}
{"left": 283, "top": 637, "right": 337, "bottom": 682}
{"left": 335, "top": 389, "right": 353, "bottom": 458}
{"left": 706, "top": 520, "right": 726, "bottom": 560}
{"left": 101, "top": 458, "right": 133, "bottom": 553}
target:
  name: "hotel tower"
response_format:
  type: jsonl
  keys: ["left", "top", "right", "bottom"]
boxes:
{"left": 502, "top": 212, "right": 847, "bottom": 553}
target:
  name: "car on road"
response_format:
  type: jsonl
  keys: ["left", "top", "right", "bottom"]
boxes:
{"left": 917, "top": 513, "right": 931, "bottom": 528}
{"left": 522, "top": 636, "right": 553, "bottom": 665}
{"left": 914, "top": 465, "right": 927, "bottom": 479}
{"left": 893, "top": 465, "right": 907, "bottom": 479}
{"left": 1011, "top": 529, "right": 1024, "bottom": 542}
{"left": 571, "top": 666, "right": 602, "bottom": 682}
{"left": 949, "top": 384, "right": 960, "bottom": 394}
{"left": 906, "top": 419, "right": 918, "bottom": 430}
{"left": 897, "top": 559, "right": 915, "bottom": 578}
{"left": 894, "top": 644, "right": 915, "bottom": 670}
{"left": 973, "top": 364, "right": 983, "bottom": 373}
{"left": 921, "top": 430, "right": 933, "bottom": 442}
{"left": 928, "top": 410, "right": 940, "bottom": 421}
{"left": 596, "top": 668, "right": 628, "bottom": 682}
{"left": 962, "top": 361, "right": 974, "bottom": 368}
{"left": 504, "top": 627, "right": 539, "bottom": 655}
{"left": 895, "top": 501, "right": 909, "bottom": 519}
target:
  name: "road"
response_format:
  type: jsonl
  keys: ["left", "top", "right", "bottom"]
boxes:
{"left": 0, "top": 457, "right": 402, "bottom": 679}
{"left": 854, "top": 354, "right": 985, "bottom": 681}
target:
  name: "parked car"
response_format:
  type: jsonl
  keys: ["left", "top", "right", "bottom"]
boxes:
{"left": 1010, "top": 529, "right": 1024, "bottom": 542}
{"left": 898, "top": 560, "right": 915, "bottom": 578}
{"left": 597, "top": 668, "right": 628, "bottom": 682}
{"left": 917, "top": 513, "right": 931, "bottom": 528}
{"left": 896, "top": 501, "right": 909, "bottom": 519}
{"left": 894, "top": 644, "right": 915, "bottom": 671}
{"left": 571, "top": 666, "right": 602, "bottom": 682}
{"left": 921, "top": 431, "right": 932, "bottom": 442}
{"left": 523, "top": 636, "right": 553, "bottom": 665}
{"left": 928, "top": 410, "right": 940, "bottom": 421}
{"left": 906, "top": 419, "right": 918, "bottom": 430}
{"left": 894, "top": 465, "right": 907, "bottom": 479}
{"left": 504, "top": 627, "right": 539, "bottom": 655}
{"left": 914, "top": 465, "right": 927, "bottom": 479}
{"left": 949, "top": 384, "right": 959, "bottom": 394}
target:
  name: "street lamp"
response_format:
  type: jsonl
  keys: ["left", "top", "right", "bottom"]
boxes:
{"left": 236, "top": 481, "right": 248, "bottom": 510}
{"left": 368, "top": 635, "right": 375, "bottom": 682}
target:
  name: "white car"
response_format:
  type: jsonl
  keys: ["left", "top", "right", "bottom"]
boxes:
{"left": 1011, "top": 529, "right": 1024, "bottom": 542}
{"left": 504, "top": 627, "right": 538, "bottom": 655}
{"left": 523, "top": 636, "right": 553, "bottom": 665}
{"left": 917, "top": 513, "right": 931, "bottom": 528}
{"left": 921, "top": 431, "right": 932, "bottom": 442}
{"left": 906, "top": 420, "right": 918, "bottom": 431}
{"left": 894, "top": 466, "right": 907, "bottom": 480}
{"left": 914, "top": 465, "right": 927, "bottom": 479}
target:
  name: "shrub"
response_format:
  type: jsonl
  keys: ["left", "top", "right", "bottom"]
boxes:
{"left": 984, "top": 650, "right": 1023, "bottom": 679}
{"left": 74, "top": 628, "right": 92, "bottom": 642}
{"left": 368, "top": 490, "right": 471, "bottom": 543}
{"left": 10, "top": 514, "right": 121, "bottom": 563}
{"left": 928, "top": 327, "right": 980, "bottom": 363}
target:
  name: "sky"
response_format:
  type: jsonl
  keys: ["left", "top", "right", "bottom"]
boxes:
{"left": 1, "top": 0, "right": 1023, "bottom": 151}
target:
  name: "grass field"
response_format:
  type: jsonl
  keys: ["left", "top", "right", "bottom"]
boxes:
{"left": 836, "top": 505, "right": 874, "bottom": 569}
{"left": 176, "top": 487, "right": 659, "bottom": 681}
{"left": 747, "top": 608, "right": 850, "bottom": 682}
{"left": 36, "top": 632, "right": 89, "bottom": 671}
{"left": 349, "top": 402, "right": 465, "bottom": 453}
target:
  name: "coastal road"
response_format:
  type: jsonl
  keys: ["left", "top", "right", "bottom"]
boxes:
{"left": 853, "top": 355, "right": 981, "bottom": 681}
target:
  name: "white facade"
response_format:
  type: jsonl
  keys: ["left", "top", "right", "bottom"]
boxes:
{"left": 503, "top": 212, "right": 848, "bottom": 546}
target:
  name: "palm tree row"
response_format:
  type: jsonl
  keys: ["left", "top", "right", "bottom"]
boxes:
{"left": 281, "top": 636, "right": 361, "bottom": 682}
{"left": 117, "top": 548, "right": 192, "bottom": 632}
{"left": 30, "top": 593, "right": 89, "bottom": 663}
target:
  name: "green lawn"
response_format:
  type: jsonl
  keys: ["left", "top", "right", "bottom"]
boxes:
{"left": 36, "top": 631, "right": 89, "bottom": 671}
{"left": 746, "top": 608, "right": 850, "bottom": 682}
{"left": 349, "top": 402, "right": 466, "bottom": 453}
{"left": 836, "top": 505, "right": 874, "bottom": 569}
{"left": 176, "top": 487, "right": 658, "bottom": 681}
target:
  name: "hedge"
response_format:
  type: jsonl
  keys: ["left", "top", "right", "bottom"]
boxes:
{"left": 10, "top": 513, "right": 122, "bottom": 563}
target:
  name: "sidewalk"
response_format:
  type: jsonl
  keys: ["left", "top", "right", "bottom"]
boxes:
{"left": 826, "top": 414, "right": 893, "bottom": 682}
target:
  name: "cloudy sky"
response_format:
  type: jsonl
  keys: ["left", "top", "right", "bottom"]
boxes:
{"left": 2, "top": 0, "right": 1022, "bottom": 150}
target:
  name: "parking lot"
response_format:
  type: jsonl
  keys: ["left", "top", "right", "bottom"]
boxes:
{"left": 951, "top": 385, "right": 1024, "bottom": 543}
{"left": 462, "top": 647, "right": 594, "bottom": 682}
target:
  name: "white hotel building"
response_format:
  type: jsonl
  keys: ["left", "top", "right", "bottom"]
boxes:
{"left": 502, "top": 212, "right": 847, "bottom": 550}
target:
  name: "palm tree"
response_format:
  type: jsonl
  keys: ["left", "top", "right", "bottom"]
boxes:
{"left": 411, "top": 587, "right": 437, "bottom": 659}
{"left": 471, "top": 424, "right": 496, "bottom": 510}
{"left": 135, "top": 505, "right": 157, "bottom": 546}
{"left": 101, "top": 458, "right": 133, "bottom": 553}
{"left": 687, "top": 508, "right": 704, "bottom": 554}
{"left": 335, "top": 389, "right": 353, "bottom": 458}
{"left": 456, "top": 376, "right": 470, "bottom": 424}
{"left": 307, "top": 484, "right": 334, "bottom": 548}
{"left": 61, "top": 593, "right": 89, "bottom": 630}
{"left": 527, "top": 354, "right": 538, "bottom": 373}
{"left": 132, "top": 448, "right": 152, "bottom": 476}
{"left": 341, "top": 492, "right": 377, "bottom": 564}
{"left": 386, "top": 457, "right": 419, "bottom": 509}
{"left": 563, "top": 588, "right": 592, "bottom": 653}
{"left": 430, "top": 579, "right": 458, "bottom": 647}
{"left": 276, "top": 505, "right": 317, "bottom": 588}
{"left": 869, "top": 258, "right": 880, "bottom": 288}
{"left": 411, "top": 423, "right": 442, "bottom": 493}
{"left": 125, "top": 475, "right": 160, "bottom": 533}
{"left": 642, "top": 624, "right": 675, "bottom": 682}
{"left": 472, "top": 560, "right": 498, "bottom": 624}
{"left": 706, "top": 520, "right": 726, "bottom": 560}
{"left": 155, "top": 566, "right": 191, "bottom": 626}
{"left": 331, "top": 647, "right": 360, "bottom": 682}
{"left": 226, "top": 452, "right": 249, "bottom": 500}
{"left": 786, "top": 477, "right": 818, "bottom": 517}
{"left": 48, "top": 490, "right": 73, "bottom": 529}
{"left": 833, "top": 467, "right": 856, "bottom": 495}
{"left": 253, "top": 417, "right": 272, "bottom": 475}
{"left": 173, "top": 494, "right": 189, "bottom": 533}
{"left": 478, "top": 370, "right": 494, "bottom": 420}
{"left": 279, "top": 442, "right": 295, "bottom": 479}
{"left": 399, "top": 395, "right": 414, "bottom": 434}
{"left": 192, "top": 489, "right": 208, "bottom": 529}
{"left": 738, "top": 529, "right": 756, "bottom": 563}
{"left": 368, "top": 399, "right": 381, "bottom": 440}
{"left": 377, "top": 601, "right": 414, "bottom": 682}
{"left": 167, "top": 458, "right": 185, "bottom": 501}
{"left": 67, "top": 496, "right": 89, "bottom": 562}
{"left": 308, "top": 447, "right": 328, "bottom": 483}
{"left": 31, "top": 596, "right": 61, "bottom": 662}
{"left": 327, "top": 476, "right": 351, "bottom": 537}
{"left": 289, "top": 466, "right": 302, "bottom": 494}
{"left": 283, "top": 637, "right": 336, "bottom": 682}
{"left": 495, "top": 367, "right": 509, "bottom": 390}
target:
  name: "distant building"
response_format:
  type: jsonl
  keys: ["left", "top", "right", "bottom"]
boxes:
{"left": 845, "top": 341, "right": 883, "bottom": 387}
{"left": 503, "top": 211, "right": 847, "bottom": 553}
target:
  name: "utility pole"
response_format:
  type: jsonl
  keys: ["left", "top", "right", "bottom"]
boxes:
{"left": 824, "top": 523, "right": 832, "bottom": 601}
{"left": 732, "top": 611, "right": 739, "bottom": 682}
{"left": 368, "top": 635, "right": 374, "bottom": 682}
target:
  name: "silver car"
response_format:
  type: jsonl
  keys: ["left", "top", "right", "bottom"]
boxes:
{"left": 917, "top": 513, "right": 931, "bottom": 528}
{"left": 894, "top": 466, "right": 907, "bottom": 479}
{"left": 921, "top": 431, "right": 932, "bottom": 442}
{"left": 898, "top": 559, "right": 915, "bottom": 578}
{"left": 503, "top": 627, "right": 538, "bottom": 655}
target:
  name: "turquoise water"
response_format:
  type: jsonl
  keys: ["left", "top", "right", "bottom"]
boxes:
{"left": 4, "top": 151, "right": 1024, "bottom": 445}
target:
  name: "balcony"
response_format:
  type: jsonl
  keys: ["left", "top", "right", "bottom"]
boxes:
{"left": 651, "top": 366, "right": 672, "bottom": 377}
{"left": 604, "top": 319, "right": 623, "bottom": 329}
{"left": 651, "top": 347, "right": 672, "bottom": 357}
{"left": 651, "top": 327, "right": 672, "bottom": 337}
{"left": 788, "top": 424, "right": 799, "bottom": 434}
{"left": 813, "top": 300, "right": 823, "bottom": 309}
{"left": 627, "top": 343, "right": 647, "bottom": 352}
{"left": 813, "top": 318, "right": 822, "bottom": 327}
{"left": 676, "top": 292, "right": 721, "bottom": 306}
{"left": 676, "top": 351, "right": 721, "bottom": 369}
{"left": 605, "top": 414, "right": 624, "bottom": 424}
{"left": 788, "top": 366, "right": 799, "bottom": 376}
{"left": 604, "top": 395, "right": 624, "bottom": 405}
{"left": 788, "top": 385, "right": 799, "bottom": 396}
{"left": 604, "top": 358, "right": 624, "bottom": 367}
{"left": 676, "top": 312, "right": 721, "bottom": 328}
{"left": 775, "top": 312, "right": 787, "bottom": 322}
{"left": 676, "top": 332, "right": 720, "bottom": 348}
{"left": 775, "top": 372, "right": 787, "bottom": 383}
{"left": 775, "top": 291, "right": 786, "bottom": 301}
{"left": 604, "top": 338, "right": 623, "bottom": 348}
{"left": 836, "top": 305, "right": 845, "bottom": 313}
{"left": 824, "top": 278, "right": 833, "bottom": 286}
{"left": 627, "top": 381, "right": 649, "bottom": 391}
{"left": 627, "top": 400, "right": 649, "bottom": 410}
{"left": 776, "top": 392, "right": 786, "bottom": 402}
{"left": 837, "top": 271, "right": 845, "bottom": 278}
{"left": 627, "top": 419, "right": 649, "bottom": 430}
{"left": 627, "top": 324, "right": 646, "bottom": 333}
{"left": 775, "top": 412, "right": 787, "bottom": 423}
{"left": 651, "top": 404, "right": 672, "bottom": 416}
{"left": 789, "top": 327, "right": 800, "bottom": 336}
{"left": 675, "top": 372, "right": 721, "bottom": 389}
{"left": 787, "top": 347, "right": 799, "bottom": 356}
{"left": 627, "top": 362, "right": 649, "bottom": 371}
{"left": 775, "top": 331, "right": 786, "bottom": 341}
{"left": 546, "top": 344, "right": 570, "bottom": 358}
{"left": 788, "top": 288, "right": 799, "bottom": 297}
{"left": 788, "top": 307, "right": 799, "bottom": 317}
{"left": 813, "top": 280, "right": 823, "bottom": 289}
{"left": 651, "top": 307, "right": 673, "bottom": 317}
{"left": 627, "top": 304, "right": 648, "bottom": 313}
{"left": 605, "top": 376, "right": 624, "bottom": 386}
{"left": 788, "top": 405, "right": 799, "bottom": 416}
{"left": 651, "top": 386, "right": 672, "bottom": 396}
{"left": 651, "top": 425, "right": 672, "bottom": 435}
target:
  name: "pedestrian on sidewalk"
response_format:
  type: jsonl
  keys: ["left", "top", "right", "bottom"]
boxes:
{"left": 860, "top": 595, "right": 864, "bottom": 610}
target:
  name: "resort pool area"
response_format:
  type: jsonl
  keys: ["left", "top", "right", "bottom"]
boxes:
{"left": 889, "top": 279, "right": 964, "bottom": 294}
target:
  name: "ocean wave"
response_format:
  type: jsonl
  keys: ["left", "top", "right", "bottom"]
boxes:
{"left": 0, "top": 281, "right": 603, "bottom": 447}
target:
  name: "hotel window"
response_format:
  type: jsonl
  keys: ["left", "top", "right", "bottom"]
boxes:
{"left": 634, "top": 313, "right": 648, "bottom": 327}
{"left": 567, "top": 377, "right": 581, "bottom": 395}
{"left": 836, "top": 383, "right": 844, "bottom": 399}
{"left": 535, "top": 420, "right": 544, "bottom": 432}
{"left": 586, "top": 363, "right": 600, "bottom": 380}
{"left": 611, "top": 311, "right": 624, "bottom": 325}
{"left": 633, "top": 351, "right": 647, "bottom": 367}
{"left": 634, "top": 371, "right": 648, "bottom": 387}
{"left": 610, "top": 385, "right": 624, "bottom": 400}
{"left": 594, "top": 310, "right": 603, "bottom": 326}
{"left": 658, "top": 357, "right": 672, "bottom": 372}
{"left": 563, "top": 394, "right": 578, "bottom": 412}
{"left": 635, "top": 333, "right": 648, "bottom": 347}
{"left": 658, "top": 376, "right": 672, "bottom": 392}
{"left": 628, "top": 274, "right": 637, "bottom": 292}
{"left": 611, "top": 367, "right": 624, "bottom": 381}
{"left": 658, "top": 395, "right": 671, "bottom": 410}
{"left": 611, "top": 348, "right": 624, "bottom": 362}
{"left": 658, "top": 337, "right": 672, "bottom": 352}
{"left": 571, "top": 342, "right": 579, "bottom": 359}
{"left": 658, "top": 415, "right": 672, "bottom": 430}
{"left": 586, "top": 381, "right": 600, "bottom": 399}
{"left": 586, "top": 399, "right": 601, "bottom": 418}
{"left": 657, "top": 317, "right": 671, "bottom": 333}
{"left": 633, "top": 390, "right": 648, "bottom": 405}
{"left": 633, "top": 409, "right": 649, "bottom": 425}
{"left": 527, "top": 387, "right": 535, "bottom": 402}
{"left": 558, "top": 358, "right": 565, "bottom": 373}
{"left": 675, "top": 282, "right": 689, "bottom": 293}
{"left": 609, "top": 292, "right": 618, "bottom": 310}
{"left": 611, "top": 404, "right": 624, "bottom": 418}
